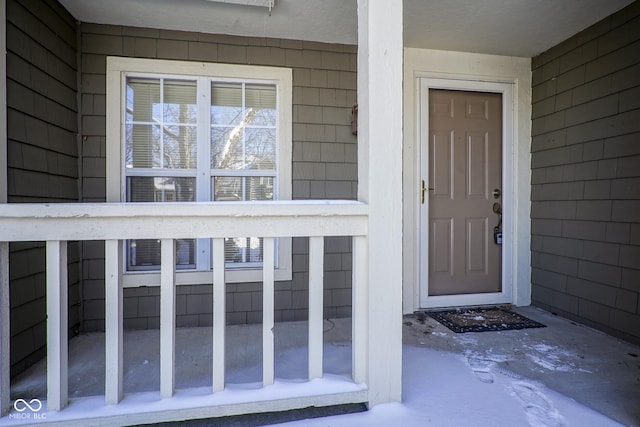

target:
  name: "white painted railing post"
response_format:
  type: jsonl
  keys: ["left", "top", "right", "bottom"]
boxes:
{"left": 351, "top": 235, "right": 368, "bottom": 385}
{"left": 0, "top": 242, "right": 9, "bottom": 416}
{"left": 308, "top": 236, "right": 324, "bottom": 380}
{"left": 105, "top": 240, "right": 123, "bottom": 404}
{"left": 212, "top": 238, "right": 226, "bottom": 392}
{"left": 160, "top": 239, "right": 176, "bottom": 399}
{"left": 358, "top": 0, "right": 404, "bottom": 406}
{"left": 262, "top": 237, "right": 275, "bottom": 387}
{"left": 46, "top": 240, "right": 68, "bottom": 411}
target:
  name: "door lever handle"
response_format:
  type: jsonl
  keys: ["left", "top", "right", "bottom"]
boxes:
{"left": 421, "top": 180, "right": 434, "bottom": 204}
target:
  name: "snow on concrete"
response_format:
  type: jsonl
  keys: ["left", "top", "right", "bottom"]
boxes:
{"left": 5, "top": 314, "right": 629, "bottom": 427}
{"left": 274, "top": 343, "right": 621, "bottom": 427}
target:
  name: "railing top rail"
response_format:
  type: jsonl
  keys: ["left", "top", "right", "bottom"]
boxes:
{"left": 0, "top": 200, "right": 368, "bottom": 241}
{"left": 0, "top": 200, "right": 367, "bottom": 218}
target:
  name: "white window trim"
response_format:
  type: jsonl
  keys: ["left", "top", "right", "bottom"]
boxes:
{"left": 106, "top": 57, "right": 293, "bottom": 285}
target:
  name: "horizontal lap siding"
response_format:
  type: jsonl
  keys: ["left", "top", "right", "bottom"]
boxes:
{"left": 79, "top": 24, "right": 358, "bottom": 332}
{"left": 6, "top": 0, "right": 80, "bottom": 376}
{"left": 531, "top": 1, "right": 640, "bottom": 345}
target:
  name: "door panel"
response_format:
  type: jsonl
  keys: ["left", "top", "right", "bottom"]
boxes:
{"left": 430, "top": 218, "right": 453, "bottom": 274}
{"left": 428, "top": 89, "right": 502, "bottom": 296}
{"left": 467, "top": 132, "right": 488, "bottom": 198}
{"left": 432, "top": 131, "right": 453, "bottom": 198}
{"left": 466, "top": 218, "right": 487, "bottom": 274}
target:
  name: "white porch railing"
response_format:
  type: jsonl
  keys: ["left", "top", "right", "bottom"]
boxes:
{"left": 0, "top": 201, "right": 369, "bottom": 426}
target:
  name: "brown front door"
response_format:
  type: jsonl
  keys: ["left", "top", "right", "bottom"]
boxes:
{"left": 427, "top": 89, "right": 502, "bottom": 296}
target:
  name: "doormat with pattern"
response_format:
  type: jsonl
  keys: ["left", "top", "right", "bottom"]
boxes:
{"left": 426, "top": 307, "right": 546, "bottom": 333}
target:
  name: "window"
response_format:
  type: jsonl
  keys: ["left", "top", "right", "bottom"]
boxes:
{"left": 107, "top": 57, "right": 292, "bottom": 284}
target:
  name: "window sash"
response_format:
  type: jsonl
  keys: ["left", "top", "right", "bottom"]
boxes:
{"left": 123, "top": 73, "right": 280, "bottom": 272}
{"left": 107, "top": 57, "right": 293, "bottom": 284}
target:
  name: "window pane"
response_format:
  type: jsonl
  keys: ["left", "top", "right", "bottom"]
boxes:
{"left": 213, "top": 176, "right": 273, "bottom": 201}
{"left": 128, "top": 239, "right": 161, "bottom": 270}
{"left": 127, "top": 78, "right": 160, "bottom": 122}
{"left": 163, "top": 125, "right": 197, "bottom": 169}
{"left": 213, "top": 176, "right": 242, "bottom": 201}
{"left": 164, "top": 80, "right": 197, "bottom": 124}
{"left": 211, "top": 83, "right": 242, "bottom": 125}
{"left": 126, "top": 124, "right": 160, "bottom": 168}
{"left": 127, "top": 177, "right": 195, "bottom": 202}
{"left": 126, "top": 78, "right": 197, "bottom": 170}
{"left": 126, "top": 176, "right": 196, "bottom": 271}
{"left": 127, "top": 238, "right": 195, "bottom": 270}
{"left": 211, "top": 127, "right": 244, "bottom": 169}
{"left": 245, "top": 128, "right": 276, "bottom": 170}
{"left": 126, "top": 125, "right": 196, "bottom": 170}
{"left": 245, "top": 176, "right": 274, "bottom": 200}
{"left": 245, "top": 84, "right": 276, "bottom": 126}
{"left": 224, "top": 237, "right": 263, "bottom": 265}
{"left": 247, "top": 237, "right": 264, "bottom": 262}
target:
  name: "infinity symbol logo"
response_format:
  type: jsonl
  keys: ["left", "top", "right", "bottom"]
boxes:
{"left": 13, "top": 398, "right": 42, "bottom": 412}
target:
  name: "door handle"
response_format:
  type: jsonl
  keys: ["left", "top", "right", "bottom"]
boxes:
{"left": 421, "top": 180, "right": 434, "bottom": 204}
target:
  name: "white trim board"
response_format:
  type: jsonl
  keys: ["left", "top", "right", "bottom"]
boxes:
{"left": 402, "top": 48, "right": 532, "bottom": 312}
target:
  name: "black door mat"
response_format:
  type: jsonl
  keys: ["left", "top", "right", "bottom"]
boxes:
{"left": 425, "top": 307, "right": 546, "bottom": 333}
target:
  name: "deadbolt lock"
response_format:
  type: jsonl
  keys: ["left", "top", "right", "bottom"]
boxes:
{"left": 492, "top": 188, "right": 501, "bottom": 199}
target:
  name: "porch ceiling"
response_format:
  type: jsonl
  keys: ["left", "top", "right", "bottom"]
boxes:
{"left": 60, "top": 0, "right": 634, "bottom": 57}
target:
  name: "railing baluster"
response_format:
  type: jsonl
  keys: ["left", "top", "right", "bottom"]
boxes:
{"left": 262, "top": 237, "right": 275, "bottom": 387}
{"left": 308, "top": 236, "right": 324, "bottom": 380}
{"left": 212, "top": 238, "right": 225, "bottom": 392}
{"left": 0, "top": 242, "right": 10, "bottom": 416}
{"left": 160, "top": 239, "right": 176, "bottom": 399}
{"left": 352, "top": 235, "right": 368, "bottom": 384}
{"left": 46, "top": 240, "right": 68, "bottom": 411}
{"left": 105, "top": 240, "right": 123, "bottom": 405}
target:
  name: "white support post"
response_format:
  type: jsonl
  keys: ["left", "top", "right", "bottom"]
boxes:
{"left": 308, "top": 236, "right": 324, "bottom": 380}
{"left": 351, "top": 235, "right": 368, "bottom": 384}
{"left": 160, "top": 239, "right": 176, "bottom": 399}
{"left": 105, "top": 240, "right": 123, "bottom": 405}
{"left": 46, "top": 240, "right": 68, "bottom": 411}
{"left": 0, "top": 242, "right": 9, "bottom": 416}
{"left": 358, "top": 0, "right": 404, "bottom": 406}
{"left": 212, "top": 238, "right": 226, "bottom": 392}
{"left": 262, "top": 237, "right": 275, "bottom": 387}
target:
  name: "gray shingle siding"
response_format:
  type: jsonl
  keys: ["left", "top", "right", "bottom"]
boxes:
{"left": 78, "top": 23, "right": 358, "bottom": 332}
{"left": 531, "top": 1, "right": 640, "bottom": 345}
{"left": 6, "top": 0, "right": 80, "bottom": 377}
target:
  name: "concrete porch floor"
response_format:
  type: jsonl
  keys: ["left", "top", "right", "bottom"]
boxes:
{"left": 404, "top": 306, "right": 640, "bottom": 427}
{"left": 8, "top": 306, "right": 640, "bottom": 426}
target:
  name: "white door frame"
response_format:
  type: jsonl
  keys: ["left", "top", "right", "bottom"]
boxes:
{"left": 418, "top": 77, "right": 515, "bottom": 308}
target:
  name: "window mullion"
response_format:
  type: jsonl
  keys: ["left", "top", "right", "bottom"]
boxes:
{"left": 196, "top": 77, "right": 211, "bottom": 270}
{"left": 241, "top": 83, "right": 246, "bottom": 170}
{"left": 159, "top": 79, "right": 164, "bottom": 169}
{"left": 196, "top": 77, "right": 211, "bottom": 201}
